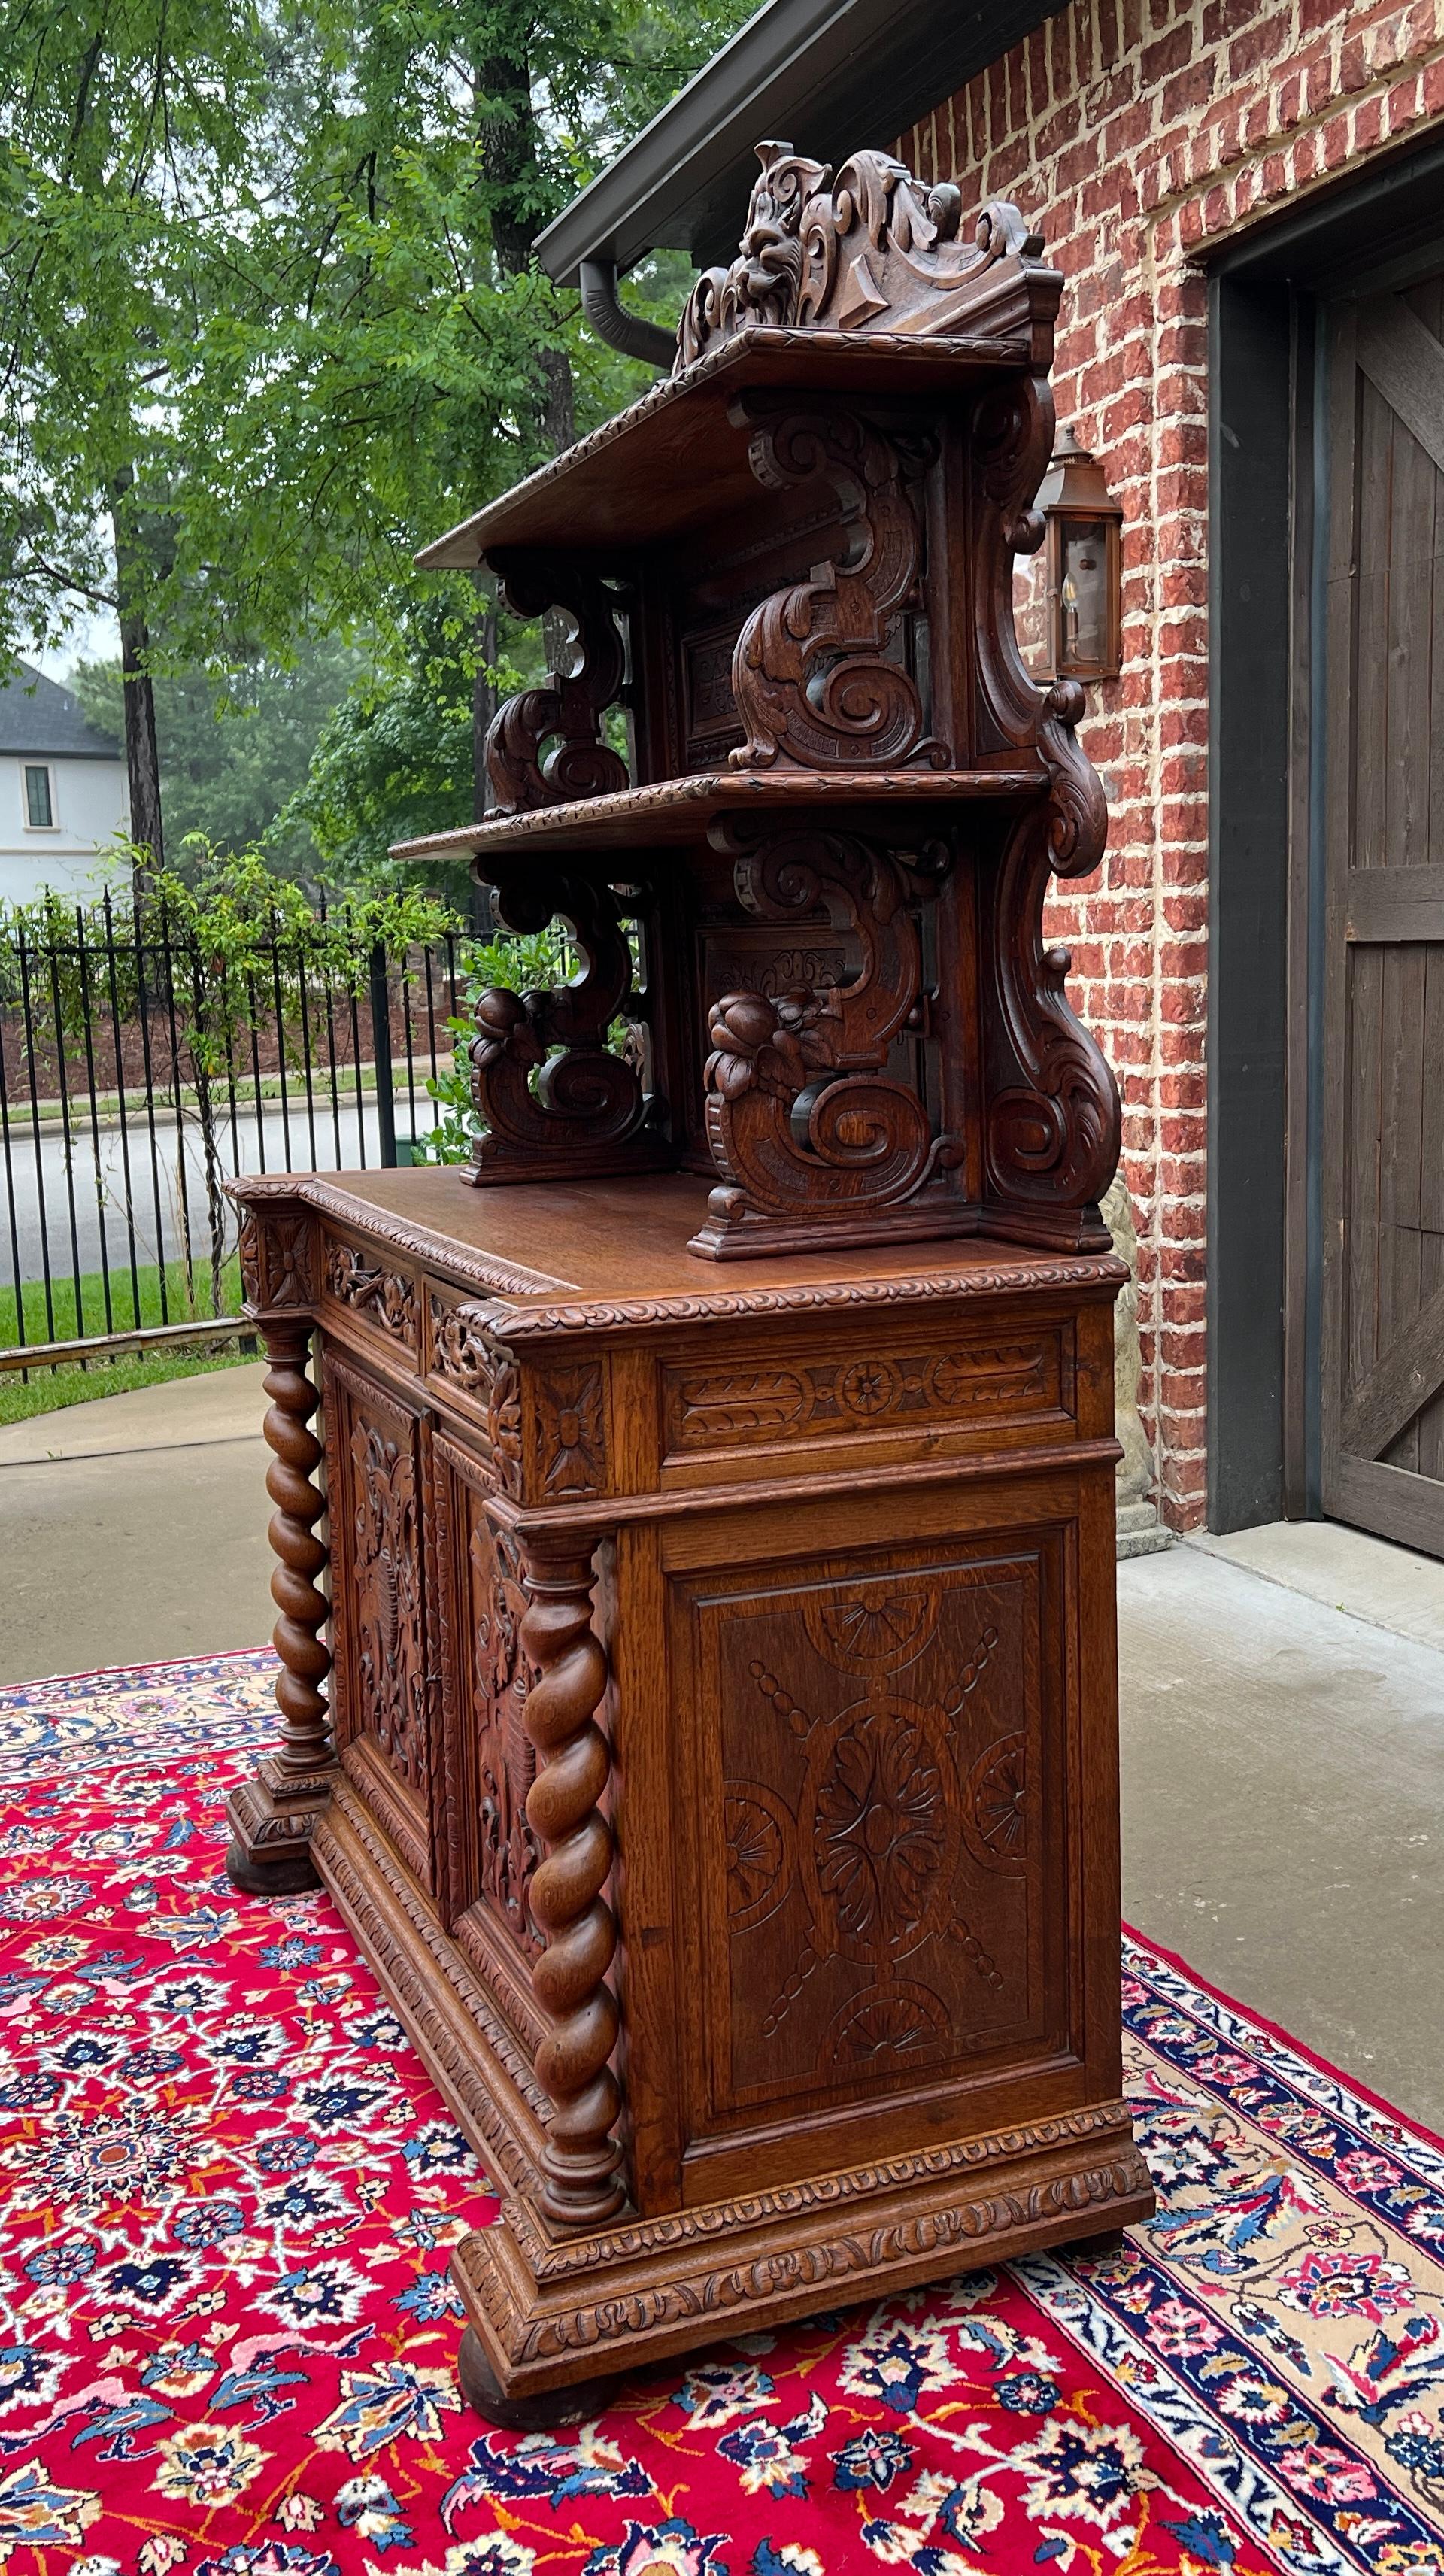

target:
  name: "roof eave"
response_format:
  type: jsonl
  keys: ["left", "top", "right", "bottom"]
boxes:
{"left": 535, "top": 0, "right": 1064, "bottom": 288}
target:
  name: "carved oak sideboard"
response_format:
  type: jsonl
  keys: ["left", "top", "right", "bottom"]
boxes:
{"left": 223, "top": 139, "right": 1153, "bottom": 2426}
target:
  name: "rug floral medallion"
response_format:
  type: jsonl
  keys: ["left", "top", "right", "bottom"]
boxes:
{"left": 1, "top": 1655, "right": 1442, "bottom": 2576}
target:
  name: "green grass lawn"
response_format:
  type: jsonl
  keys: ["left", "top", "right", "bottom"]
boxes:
{"left": 0, "top": 1253, "right": 253, "bottom": 1426}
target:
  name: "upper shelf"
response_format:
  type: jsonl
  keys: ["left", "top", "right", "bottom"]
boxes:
{"left": 392, "top": 765, "right": 1050, "bottom": 864}
{"left": 415, "top": 328, "right": 1037, "bottom": 566}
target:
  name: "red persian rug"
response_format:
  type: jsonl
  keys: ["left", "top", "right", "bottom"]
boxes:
{"left": 2, "top": 1653, "right": 1443, "bottom": 2576}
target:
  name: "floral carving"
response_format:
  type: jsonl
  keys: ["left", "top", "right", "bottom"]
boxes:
{"left": 350, "top": 1418, "right": 426, "bottom": 1798}
{"left": 964, "top": 1732, "right": 1030, "bottom": 1871}
{"left": 670, "top": 1341, "right": 1057, "bottom": 1454}
{"left": 813, "top": 1710, "right": 947, "bottom": 1947}
{"left": 429, "top": 1296, "right": 499, "bottom": 1394}
{"left": 485, "top": 1356, "right": 523, "bottom": 1500}
{"left": 236, "top": 1205, "right": 312, "bottom": 1312}
{"left": 473, "top": 1519, "right": 541, "bottom": 1959}
{"left": 537, "top": 1364, "right": 605, "bottom": 1499}
{"left": 678, "top": 144, "right": 1052, "bottom": 366}
{"left": 325, "top": 1238, "right": 417, "bottom": 1346}
{"left": 725, "top": 1784, "right": 794, "bottom": 1932}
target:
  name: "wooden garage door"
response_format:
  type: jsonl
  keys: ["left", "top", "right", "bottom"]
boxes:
{"left": 1321, "top": 279, "right": 1444, "bottom": 1557}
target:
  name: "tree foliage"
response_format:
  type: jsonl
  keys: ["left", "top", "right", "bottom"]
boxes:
{"left": 0, "top": 0, "right": 751, "bottom": 869}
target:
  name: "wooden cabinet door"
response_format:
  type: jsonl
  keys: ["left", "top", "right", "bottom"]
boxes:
{"left": 1321, "top": 280, "right": 1444, "bottom": 1556}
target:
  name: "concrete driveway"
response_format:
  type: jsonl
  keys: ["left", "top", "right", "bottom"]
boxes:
{"left": 2, "top": 1370, "right": 1440, "bottom": 2133}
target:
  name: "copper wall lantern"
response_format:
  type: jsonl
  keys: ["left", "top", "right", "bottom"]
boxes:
{"left": 1039, "top": 427, "right": 1123, "bottom": 682}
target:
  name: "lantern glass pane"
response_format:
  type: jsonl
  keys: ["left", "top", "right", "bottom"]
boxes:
{"left": 1058, "top": 517, "right": 1109, "bottom": 669}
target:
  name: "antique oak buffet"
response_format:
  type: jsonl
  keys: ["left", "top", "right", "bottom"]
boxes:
{"left": 225, "top": 142, "right": 1154, "bottom": 2427}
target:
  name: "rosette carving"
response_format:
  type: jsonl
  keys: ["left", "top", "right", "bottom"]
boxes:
{"left": 728, "top": 405, "right": 945, "bottom": 772}
{"left": 466, "top": 870, "right": 660, "bottom": 1182}
{"left": 695, "top": 828, "right": 944, "bottom": 1253}
{"left": 484, "top": 557, "right": 629, "bottom": 813}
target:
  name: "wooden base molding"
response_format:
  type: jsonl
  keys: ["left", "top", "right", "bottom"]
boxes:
{"left": 452, "top": 2104, "right": 1152, "bottom": 2399}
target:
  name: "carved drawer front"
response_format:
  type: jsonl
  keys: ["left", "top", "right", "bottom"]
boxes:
{"left": 674, "top": 1536, "right": 1066, "bottom": 2145}
{"left": 431, "top": 1441, "right": 542, "bottom": 1962}
{"left": 324, "top": 1352, "right": 435, "bottom": 1892}
{"left": 662, "top": 1328, "right": 1069, "bottom": 1468}
{"left": 322, "top": 1229, "right": 420, "bottom": 1357}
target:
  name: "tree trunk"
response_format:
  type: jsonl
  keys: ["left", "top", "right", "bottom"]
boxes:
{"left": 108, "top": 467, "right": 165, "bottom": 884}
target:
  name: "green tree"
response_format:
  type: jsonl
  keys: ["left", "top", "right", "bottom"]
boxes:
{"left": 71, "top": 636, "right": 366, "bottom": 875}
{"left": 0, "top": 0, "right": 278, "bottom": 868}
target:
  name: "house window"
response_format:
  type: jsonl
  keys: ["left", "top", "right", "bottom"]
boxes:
{"left": 23, "top": 764, "right": 54, "bottom": 828}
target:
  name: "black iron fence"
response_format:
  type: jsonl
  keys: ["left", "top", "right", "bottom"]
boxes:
{"left": 0, "top": 897, "right": 466, "bottom": 1373}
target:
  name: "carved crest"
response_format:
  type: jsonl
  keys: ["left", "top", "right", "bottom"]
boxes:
{"left": 679, "top": 143, "right": 1051, "bottom": 368}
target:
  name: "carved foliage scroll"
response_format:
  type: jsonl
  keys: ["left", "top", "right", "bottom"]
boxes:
{"left": 468, "top": 872, "right": 659, "bottom": 1180}
{"left": 472, "top": 1513, "right": 542, "bottom": 1960}
{"left": 697, "top": 1549, "right": 1048, "bottom": 2118}
{"left": 484, "top": 557, "right": 629, "bottom": 814}
{"left": 678, "top": 144, "right": 1053, "bottom": 366}
{"left": 325, "top": 1237, "right": 418, "bottom": 1347}
{"left": 728, "top": 405, "right": 945, "bottom": 773}
{"left": 330, "top": 1375, "right": 430, "bottom": 1816}
{"left": 698, "top": 829, "right": 945, "bottom": 1247}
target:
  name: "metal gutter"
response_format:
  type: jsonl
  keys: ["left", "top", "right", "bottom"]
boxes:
{"left": 535, "top": 0, "right": 1065, "bottom": 288}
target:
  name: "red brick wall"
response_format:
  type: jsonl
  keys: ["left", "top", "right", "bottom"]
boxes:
{"left": 903, "top": 0, "right": 1443, "bottom": 1528}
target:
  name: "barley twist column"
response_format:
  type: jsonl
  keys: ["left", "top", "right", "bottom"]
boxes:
{"left": 519, "top": 1533, "right": 625, "bottom": 2227}
{"left": 226, "top": 1320, "right": 336, "bottom": 1896}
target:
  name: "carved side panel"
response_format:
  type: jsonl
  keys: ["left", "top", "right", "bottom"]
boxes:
{"left": 325, "top": 1352, "right": 434, "bottom": 1891}
{"left": 677, "top": 1540, "right": 1066, "bottom": 2135}
{"left": 663, "top": 1331, "right": 1065, "bottom": 1460}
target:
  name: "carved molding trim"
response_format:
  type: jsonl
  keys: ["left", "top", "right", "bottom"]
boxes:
{"left": 471, "top": 1257, "right": 1126, "bottom": 1343}
{"left": 508, "top": 2097, "right": 1138, "bottom": 2282}
{"left": 232, "top": 1175, "right": 573, "bottom": 1301}
{"left": 666, "top": 1337, "right": 1058, "bottom": 1454}
{"left": 679, "top": 147, "right": 1057, "bottom": 366}
{"left": 461, "top": 2141, "right": 1151, "bottom": 2367}
{"left": 323, "top": 1236, "right": 419, "bottom": 1346}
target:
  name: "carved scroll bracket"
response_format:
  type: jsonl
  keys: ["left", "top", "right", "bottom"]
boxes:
{"left": 727, "top": 401, "right": 948, "bottom": 774}
{"left": 484, "top": 556, "right": 630, "bottom": 815}
{"left": 693, "top": 827, "right": 953, "bottom": 1256}
{"left": 466, "top": 870, "right": 667, "bottom": 1185}
{"left": 980, "top": 683, "right": 1117, "bottom": 1247}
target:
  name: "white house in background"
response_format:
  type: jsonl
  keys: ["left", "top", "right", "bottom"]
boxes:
{"left": 0, "top": 663, "right": 128, "bottom": 907}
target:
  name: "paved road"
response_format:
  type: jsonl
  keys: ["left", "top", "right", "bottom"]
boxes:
{"left": 0, "top": 1092, "right": 442, "bottom": 1306}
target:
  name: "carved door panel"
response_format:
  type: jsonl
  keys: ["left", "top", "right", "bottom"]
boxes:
{"left": 1321, "top": 281, "right": 1444, "bottom": 1556}
{"left": 431, "top": 1434, "right": 542, "bottom": 1961}
{"left": 672, "top": 1531, "right": 1069, "bottom": 2164}
{"left": 324, "top": 1350, "right": 436, "bottom": 1892}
